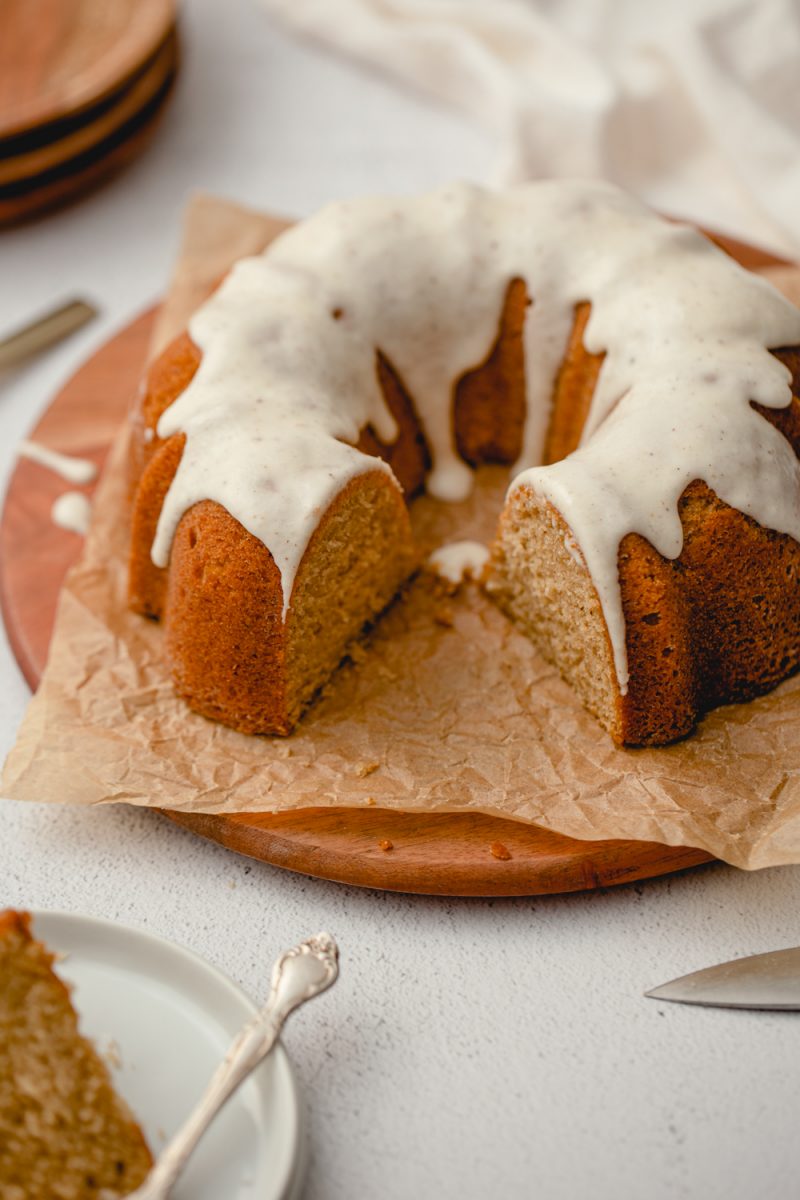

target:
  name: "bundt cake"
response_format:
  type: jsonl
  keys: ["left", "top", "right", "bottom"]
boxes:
{"left": 0, "top": 910, "right": 152, "bottom": 1198}
{"left": 128, "top": 180, "right": 800, "bottom": 746}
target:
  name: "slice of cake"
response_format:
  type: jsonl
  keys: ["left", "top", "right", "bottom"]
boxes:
{"left": 0, "top": 910, "right": 152, "bottom": 1199}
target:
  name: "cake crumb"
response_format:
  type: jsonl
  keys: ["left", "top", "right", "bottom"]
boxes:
{"left": 379, "top": 839, "right": 394, "bottom": 852}
{"left": 439, "top": 577, "right": 461, "bottom": 597}
{"left": 490, "top": 841, "right": 512, "bottom": 861}
{"left": 355, "top": 761, "right": 379, "bottom": 778}
{"left": 96, "top": 1034, "right": 123, "bottom": 1070}
{"left": 366, "top": 796, "right": 377, "bottom": 807}
{"left": 434, "top": 606, "right": 455, "bottom": 627}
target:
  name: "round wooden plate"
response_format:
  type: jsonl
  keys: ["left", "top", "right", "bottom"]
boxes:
{"left": 4, "top": 230, "right": 780, "bottom": 894}
{"left": 0, "top": 28, "right": 178, "bottom": 226}
{"left": 0, "top": 0, "right": 175, "bottom": 140}
{"left": 0, "top": 31, "right": 178, "bottom": 188}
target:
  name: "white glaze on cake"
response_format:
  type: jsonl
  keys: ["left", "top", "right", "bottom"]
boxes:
{"left": 428, "top": 541, "right": 490, "bottom": 584}
{"left": 149, "top": 180, "right": 800, "bottom": 685}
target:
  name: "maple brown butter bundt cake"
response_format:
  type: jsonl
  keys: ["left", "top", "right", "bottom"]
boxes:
{"left": 128, "top": 180, "right": 800, "bottom": 745}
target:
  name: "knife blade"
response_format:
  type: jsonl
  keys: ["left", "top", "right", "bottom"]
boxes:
{"left": 645, "top": 947, "right": 800, "bottom": 1010}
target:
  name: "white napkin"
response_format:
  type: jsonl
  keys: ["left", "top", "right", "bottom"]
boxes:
{"left": 259, "top": 0, "right": 800, "bottom": 256}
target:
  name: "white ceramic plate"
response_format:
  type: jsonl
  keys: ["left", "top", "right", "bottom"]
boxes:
{"left": 31, "top": 911, "right": 305, "bottom": 1200}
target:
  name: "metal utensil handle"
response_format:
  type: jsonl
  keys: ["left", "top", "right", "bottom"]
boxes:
{"left": 129, "top": 932, "right": 339, "bottom": 1200}
{"left": 0, "top": 298, "right": 97, "bottom": 370}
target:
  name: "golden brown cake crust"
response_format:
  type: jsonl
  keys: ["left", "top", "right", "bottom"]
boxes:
{"left": 543, "top": 301, "right": 605, "bottom": 465}
{"left": 158, "top": 468, "right": 416, "bottom": 734}
{"left": 611, "top": 353, "right": 800, "bottom": 745}
{"left": 127, "top": 332, "right": 200, "bottom": 505}
{"left": 454, "top": 277, "right": 528, "bottom": 467}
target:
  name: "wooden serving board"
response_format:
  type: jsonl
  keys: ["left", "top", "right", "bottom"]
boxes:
{"left": 4, "top": 230, "right": 781, "bottom": 894}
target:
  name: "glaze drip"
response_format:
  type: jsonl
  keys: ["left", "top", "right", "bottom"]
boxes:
{"left": 428, "top": 541, "right": 490, "bottom": 584}
{"left": 52, "top": 491, "right": 91, "bottom": 535}
{"left": 150, "top": 181, "right": 800, "bottom": 682}
{"left": 20, "top": 441, "right": 97, "bottom": 486}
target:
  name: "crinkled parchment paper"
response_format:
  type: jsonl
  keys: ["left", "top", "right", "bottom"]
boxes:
{"left": 4, "top": 196, "right": 800, "bottom": 871}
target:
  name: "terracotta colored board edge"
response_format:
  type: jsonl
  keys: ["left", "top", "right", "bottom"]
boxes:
{"left": 161, "top": 809, "right": 714, "bottom": 896}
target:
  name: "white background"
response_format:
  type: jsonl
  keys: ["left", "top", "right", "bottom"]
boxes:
{"left": 1, "top": 3, "right": 798, "bottom": 1197}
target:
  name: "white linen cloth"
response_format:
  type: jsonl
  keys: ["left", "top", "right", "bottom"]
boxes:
{"left": 259, "top": 0, "right": 800, "bottom": 256}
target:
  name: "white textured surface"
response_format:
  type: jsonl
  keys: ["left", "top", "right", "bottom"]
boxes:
{"left": 0, "top": 3, "right": 799, "bottom": 1198}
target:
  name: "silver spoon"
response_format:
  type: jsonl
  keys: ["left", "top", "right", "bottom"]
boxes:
{"left": 129, "top": 932, "right": 339, "bottom": 1200}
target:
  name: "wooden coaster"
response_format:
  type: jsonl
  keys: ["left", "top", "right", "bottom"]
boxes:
{"left": 0, "top": 31, "right": 177, "bottom": 188}
{"left": 0, "top": 3, "right": 177, "bottom": 224}
{"left": 0, "top": 0, "right": 175, "bottom": 138}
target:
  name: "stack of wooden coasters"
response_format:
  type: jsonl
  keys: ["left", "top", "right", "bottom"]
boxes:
{"left": 0, "top": 0, "right": 178, "bottom": 225}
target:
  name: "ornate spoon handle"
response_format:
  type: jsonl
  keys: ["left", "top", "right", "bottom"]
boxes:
{"left": 129, "top": 933, "right": 339, "bottom": 1200}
